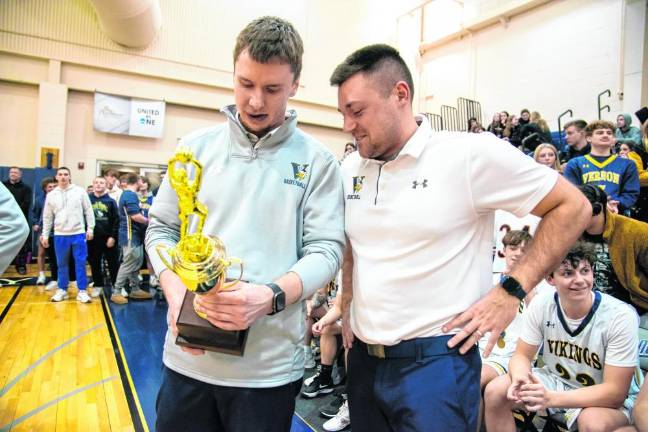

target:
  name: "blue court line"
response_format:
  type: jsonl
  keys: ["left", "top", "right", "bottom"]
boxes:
{"left": 293, "top": 412, "right": 317, "bottom": 432}
{"left": 0, "top": 324, "right": 103, "bottom": 397}
{"left": 0, "top": 376, "right": 117, "bottom": 431}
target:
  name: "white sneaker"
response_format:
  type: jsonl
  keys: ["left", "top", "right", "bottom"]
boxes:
{"left": 304, "top": 370, "right": 318, "bottom": 387}
{"left": 76, "top": 290, "right": 91, "bottom": 303}
{"left": 36, "top": 273, "right": 46, "bottom": 285}
{"left": 91, "top": 287, "right": 103, "bottom": 298}
{"left": 323, "top": 400, "right": 350, "bottom": 431}
{"left": 120, "top": 288, "right": 129, "bottom": 298}
{"left": 45, "top": 281, "right": 58, "bottom": 291}
{"left": 51, "top": 289, "right": 69, "bottom": 302}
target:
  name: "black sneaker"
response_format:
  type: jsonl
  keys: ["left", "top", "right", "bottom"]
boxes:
{"left": 320, "top": 392, "right": 347, "bottom": 418}
{"left": 301, "top": 373, "right": 334, "bottom": 398}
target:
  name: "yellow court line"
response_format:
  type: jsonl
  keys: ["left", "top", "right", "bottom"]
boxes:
{"left": 102, "top": 299, "right": 150, "bottom": 432}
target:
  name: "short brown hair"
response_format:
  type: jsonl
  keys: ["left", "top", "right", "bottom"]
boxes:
{"left": 104, "top": 169, "right": 119, "bottom": 178}
{"left": 41, "top": 177, "right": 56, "bottom": 190}
{"left": 502, "top": 230, "right": 533, "bottom": 247}
{"left": 563, "top": 119, "right": 587, "bottom": 132}
{"left": 125, "top": 173, "right": 139, "bottom": 185}
{"left": 551, "top": 241, "right": 597, "bottom": 275}
{"left": 233, "top": 16, "right": 303, "bottom": 82}
{"left": 585, "top": 120, "right": 616, "bottom": 136}
{"left": 330, "top": 44, "right": 415, "bottom": 102}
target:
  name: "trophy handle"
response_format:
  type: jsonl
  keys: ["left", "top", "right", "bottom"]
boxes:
{"left": 155, "top": 244, "right": 175, "bottom": 271}
{"left": 221, "top": 257, "right": 243, "bottom": 290}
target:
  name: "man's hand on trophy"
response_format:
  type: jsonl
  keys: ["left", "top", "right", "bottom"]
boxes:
{"left": 194, "top": 282, "right": 274, "bottom": 330}
{"left": 160, "top": 270, "right": 205, "bottom": 356}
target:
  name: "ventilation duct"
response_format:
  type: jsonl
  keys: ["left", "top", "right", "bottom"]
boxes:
{"left": 89, "top": 0, "right": 162, "bottom": 48}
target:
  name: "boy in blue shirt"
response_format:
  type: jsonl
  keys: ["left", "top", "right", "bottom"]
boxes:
{"left": 564, "top": 120, "right": 639, "bottom": 215}
{"left": 112, "top": 173, "right": 152, "bottom": 303}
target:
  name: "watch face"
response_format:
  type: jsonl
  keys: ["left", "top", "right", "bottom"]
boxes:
{"left": 276, "top": 292, "right": 286, "bottom": 312}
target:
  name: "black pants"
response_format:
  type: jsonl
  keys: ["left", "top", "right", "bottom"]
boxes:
{"left": 12, "top": 231, "right": 31, "bottom": 268}
{"left": 45, "top": 237, "right": 75, "bottom": 281}
{"left": 156, "top": 366, "right": 302, "bottom": 432}
{"left": 87, "top": 236, "right": 119, "bottom": 287}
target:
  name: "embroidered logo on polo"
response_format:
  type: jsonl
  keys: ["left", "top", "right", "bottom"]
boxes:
{"left": 347, "top": 176, "right": 364, "bottom": 200}
{"left": 412, "top": 179, "right": 428, "bottom": 189}
{"left": 284, "top": 162, "right": 309, "bottom": 189}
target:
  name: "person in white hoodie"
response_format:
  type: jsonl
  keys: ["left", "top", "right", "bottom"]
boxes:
{"left": 41, "top": 167, "right": 95, "bottom": 303}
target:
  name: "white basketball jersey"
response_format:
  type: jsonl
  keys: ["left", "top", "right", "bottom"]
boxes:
{"left": 523, "top": 291, "right": 639, "bottom": 390}
{"left": 480, "top": 300, "right": 526, "bottom": 358}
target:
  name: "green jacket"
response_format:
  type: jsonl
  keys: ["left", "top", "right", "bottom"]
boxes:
{"left": 615, "top": 113, "right": 642, "bottom": 148}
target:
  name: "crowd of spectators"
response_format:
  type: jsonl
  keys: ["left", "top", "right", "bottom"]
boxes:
{"left": 2, "top": 167, "right": 162, "bottom": 304}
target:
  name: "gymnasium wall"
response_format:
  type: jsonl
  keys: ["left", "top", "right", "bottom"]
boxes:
{"left": 0, "top": 0, "right": 420, "bottom": 185}
{"left": 0, "top": 0, "right": 646, "bottom": 186}
{"left": 404, "top": 0, "right": 648, "bottom": 129}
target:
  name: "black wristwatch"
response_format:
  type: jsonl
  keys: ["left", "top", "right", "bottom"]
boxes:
{"left": 266, "top": 283, "right": 286, "bottom": 315}
{"left": 500, "top": 275, "right": 527, "bottom": 301}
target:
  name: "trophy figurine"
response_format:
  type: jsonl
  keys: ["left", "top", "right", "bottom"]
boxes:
{"left": 156, "top": 146, "right": 248, "bottom": 355}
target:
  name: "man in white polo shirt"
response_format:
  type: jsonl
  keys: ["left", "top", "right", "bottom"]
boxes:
{"left": 330, "top": 44, "right": 591, "bottom": 431}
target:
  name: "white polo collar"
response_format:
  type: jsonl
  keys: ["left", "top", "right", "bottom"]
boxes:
{"left": 396, "top": 114, "right": 432, "bottom": 160}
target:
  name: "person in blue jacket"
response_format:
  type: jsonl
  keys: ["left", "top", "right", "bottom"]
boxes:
{"left": 564, "top": 119, "right": 639, "bottom": 215}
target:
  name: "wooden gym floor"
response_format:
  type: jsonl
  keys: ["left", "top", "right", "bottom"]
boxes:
{"left": 0, "top": 264, "right": 317, "bottom": 432}
{"left": 0, "top": 264, "right": 146, "bottom": 432}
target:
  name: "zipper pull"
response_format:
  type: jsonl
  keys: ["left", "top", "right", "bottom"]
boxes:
{"left": 250, "top": 148, "right": 258, "bottom": 159}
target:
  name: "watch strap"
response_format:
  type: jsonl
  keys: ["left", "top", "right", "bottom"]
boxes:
{"left": 266, "top": 283, "right": 284, "bottom": 315}
{"left": 501, "top": 275, "right": 527, "bottom": 301}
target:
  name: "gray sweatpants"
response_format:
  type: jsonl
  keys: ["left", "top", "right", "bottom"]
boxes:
{"left": 114, "top": 245, "right": 143, "bottom": 294}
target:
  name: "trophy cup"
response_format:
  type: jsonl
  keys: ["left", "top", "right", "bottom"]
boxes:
{"left": 156, "top": 147, "right": 248, "bottom": 355}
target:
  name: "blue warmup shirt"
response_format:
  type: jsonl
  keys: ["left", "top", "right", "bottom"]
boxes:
{"left": 139, "top": 192, "right": 153, "bottom": 218}
{"left": 563, "top": 154, "right": 639, "bottom": 211}
{"left": 118, "top": 189, "right": 145, "bottom": 247}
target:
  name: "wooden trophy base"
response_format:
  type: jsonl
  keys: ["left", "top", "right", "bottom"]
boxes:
{"left": 175, "top": 290, "right": 249, "bottom": 356}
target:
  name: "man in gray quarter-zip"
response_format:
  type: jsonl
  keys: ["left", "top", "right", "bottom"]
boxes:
{"left": 146, "top": 16, "right": 345, "bottom": 432}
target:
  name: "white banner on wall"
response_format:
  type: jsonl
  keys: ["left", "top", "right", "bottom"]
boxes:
{"left": 93, "top": 92, "right": 165, "bottom": 138}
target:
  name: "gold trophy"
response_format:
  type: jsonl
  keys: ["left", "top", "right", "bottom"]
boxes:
{"left": 156, "top": 146, "right": 248, "bottom": 355}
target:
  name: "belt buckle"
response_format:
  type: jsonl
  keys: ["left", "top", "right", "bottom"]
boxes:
{"left": 367, "top": 344, "right": 385, "bottom": 359}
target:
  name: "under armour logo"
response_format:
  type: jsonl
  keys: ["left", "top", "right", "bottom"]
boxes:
{"left": 412, "top": 179, "right": 428, "bottom": 189}
{"left": 545, "top": 321, "right": 555, "bottom": 328}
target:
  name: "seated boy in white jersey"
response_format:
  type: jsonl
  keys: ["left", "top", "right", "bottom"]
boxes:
{"left": 481, "top": 229, "right": 546, "bottom": 389}
{"left": 484, "top": 241, "right": 641, "bottom": 432}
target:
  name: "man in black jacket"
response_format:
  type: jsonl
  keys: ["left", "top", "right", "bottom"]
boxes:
{"left": 3, "top": 166, "right": 32, "bottom": 274}
{"left": 87, "top": 176, "right": 120, "bottom": 297}
{"left": 560, "top": 119, "right": 591, "bottom": 165}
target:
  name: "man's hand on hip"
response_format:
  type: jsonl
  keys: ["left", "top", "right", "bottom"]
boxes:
{"left": 442, "top": 285, "right": 519, "bottom": 356}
